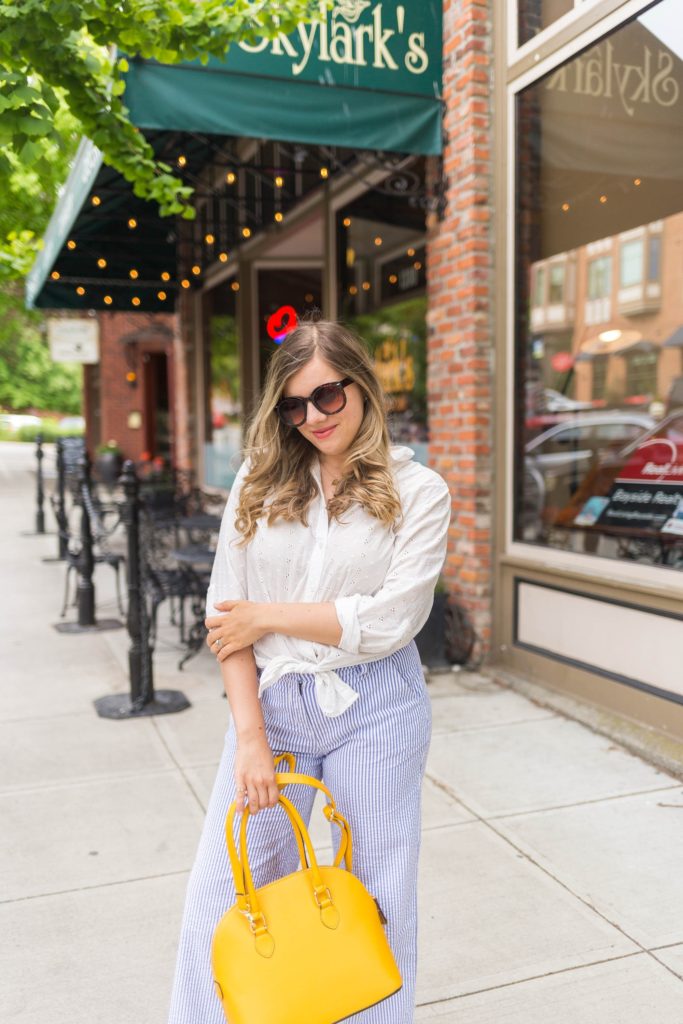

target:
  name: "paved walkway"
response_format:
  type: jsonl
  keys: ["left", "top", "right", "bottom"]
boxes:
{"left": 2, "top": 440, "right": 683, "bottom": 1024}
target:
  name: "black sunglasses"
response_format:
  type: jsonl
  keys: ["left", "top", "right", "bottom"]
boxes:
{"left": 276, "top": 377, "right": 354, "bottom": 428}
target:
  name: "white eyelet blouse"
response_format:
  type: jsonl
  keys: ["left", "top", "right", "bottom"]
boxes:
{"left": 206, "top": 445, "right": 452, "bottom": 717}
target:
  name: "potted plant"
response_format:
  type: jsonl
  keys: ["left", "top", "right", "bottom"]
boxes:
{"left": 94, "top": 440, "right": 123, "bottom": 486}
{"left": 415, "top": 579, "right": 478, "bottom": 671}
{"left": 415, "top": 576, "right": 450, "bottom": 670}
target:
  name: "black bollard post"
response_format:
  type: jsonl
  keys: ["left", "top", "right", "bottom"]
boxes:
{"left": 35, "top": 434, "right": 46, "bottom": 534}
{"left": 94, "top": 460, "right": 190, "bottom": 719}
{"left": 75, "top": 452, "right": 96, "bottom": 627}
{"left": 123, "top": 461, "right": 151, "bottom": 705}
{"left": 56, "top": 440, "right": 68, "bottom": 560}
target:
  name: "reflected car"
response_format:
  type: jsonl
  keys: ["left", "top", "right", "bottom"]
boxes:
{"left": 552, "top": 408, "right": 683, "bottom": 528}
{"left": 522, "top": 411, "right": 655, "bottom": 534}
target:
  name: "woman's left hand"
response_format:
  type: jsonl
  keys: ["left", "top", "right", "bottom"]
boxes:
{"left": 205, "top": 601, "right": 266, "bottom": 661}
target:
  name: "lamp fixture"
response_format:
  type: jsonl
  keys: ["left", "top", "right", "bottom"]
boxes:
{"left": 349, "top": 285, "right": 358, "bottom": 296}
{"left": 599, "top": 194, "right": 607, "bottom": 204}
{"left": 91, "top": 195, "right": 101, "bottom": 206}
{"left": 128, "top": 217, "right": 137, "bottom": 229}
{"left": 274, "top": 211, "right": 283, "bottom": 223}
{"left": 131, "top": 296, "right": 141, "bottom": 306}
{"left": 191, "top": 264, "right": 201, "bottom": 276}
{"left": 374, "top": 236, "right": 383, "bottom": 246}
{"left": 67, "top": 240, "right": 77, "bottom": 250}
{"left": 320, "top": 167, "right": 329, "bottom": 179}
{"left": 129, "top": 268, "right": 139, "bottom": 279}
{"left": 343, "top": 217, "right": 351, "bottom": 228}
{"left": 181, "top": 279, "right": 191, "bottom": 289}
{"left": 414, "top": 261, "right": 422, "bottom": 270}
{"left": 51, "top": 271, "right": 60, "bottom": 280}
{"left": 634, "top": 178, "right": 642, "bottom": 186}
{"left": 97, "top": 258, "right": 107, "bottom": 269}
{"left": 389, "top": 274, "right": 398, "bottom": 284}
{"left": 275, "top": 175, "right": 284, "bottom": 188}
{"left": 76, "top": 286, "right": 85, "bottom": 296}
{"left": 231, "top": 281, "right": 240, "bottom": 292}
{"left": 177, "top": 155, "right": 187, "bottom": 167}
{"left": 226, "top": 171, "right": 236, "bottom": 185}
{"left": 104, "top": 295, "right": 113, "bottom": 305}
{"left": 205, "top": 233, "right": 215, "bottom": 245}
{"left": 407, "top": 247, "right": 415, "bottom": 257}
{"left": 158, "top": 291, "right": 167, "bottom": 301}
{"left": 161, "top": 271, "right": 171, "bottom": 282}
{"left": 362, "top": 281, "right": 371, "bottom": 291}
{"left": 242, "top": 227, "right": 252, "bottom": 238}
{"left": 562, "top": 203, "right": 570, "bottom": 212}
{"left": 218, "top": 252, "right": 229, "bottom": 263}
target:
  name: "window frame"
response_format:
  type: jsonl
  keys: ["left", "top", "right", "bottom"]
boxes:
{"left": 504, "top": 0, "right": 683, "bottom": 592}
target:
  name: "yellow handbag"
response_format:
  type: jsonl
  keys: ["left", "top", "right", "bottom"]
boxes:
{"left": 211, "top": 756, "right": 402, "bottom": 1024}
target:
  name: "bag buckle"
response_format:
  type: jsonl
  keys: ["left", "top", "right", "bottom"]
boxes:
{"left": 240, "top": 908, "right": 268, "bottom": 935}
{"left": 313, "top": 886, "right": 333, "bottom": 910}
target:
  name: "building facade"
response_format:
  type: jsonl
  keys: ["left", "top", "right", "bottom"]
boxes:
{"left": 28, "top": 0, "right": 683, "bottom": 740}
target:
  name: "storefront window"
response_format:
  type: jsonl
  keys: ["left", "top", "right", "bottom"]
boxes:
{"left": 336, "top": 171, "right": 429, "bottom": 462}
{"left": 515, "top": 0, "right": 683, "bottom": 570}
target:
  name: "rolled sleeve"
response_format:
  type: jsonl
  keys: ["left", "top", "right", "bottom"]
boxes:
{"left": 334, "top": 473, "right": 451, "bottom": 657}
{"left": 205, "top": 460, "right": 250, "bottom": 617}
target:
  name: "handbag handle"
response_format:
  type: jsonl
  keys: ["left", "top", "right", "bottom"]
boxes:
{"left": 273, "top": 770, "right": 353, "bottom": 873}
{"left": 226, "top": 793, "right": 341, "bottom": 957}
{"left": 224, "top": 754, "right": 353, "bottom": 904}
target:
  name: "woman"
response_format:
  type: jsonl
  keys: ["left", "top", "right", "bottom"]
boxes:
{"left": 168, "top": 318, "right": 451, "bottom": 1024}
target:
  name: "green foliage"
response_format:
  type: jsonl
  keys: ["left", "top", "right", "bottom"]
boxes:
{"left": 0, "top": 0, "right": 329, "bottom": 277}
{"left": 0, "top": 284, "right": 82, "bottom": 414}
{"left": 13, "top": 419, "right": 84, "bottom": 443}
{"left": 350, "top": 296, "right": 428, "bottom": 423}
{"left": 210, "top": 315, "right": 240, "bottom": 407}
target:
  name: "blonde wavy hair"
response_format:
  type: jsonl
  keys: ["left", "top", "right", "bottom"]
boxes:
{"left": 234, "top": 319, "right": 403, "bottom": 543}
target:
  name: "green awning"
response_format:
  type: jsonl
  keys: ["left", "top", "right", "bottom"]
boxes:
{"left": 125, "top": 58, "right": 441, "bottom": 155}
{"left": 126, "top": 1, "right": 442, "bottom": 153}
{"left": 27, "top": 0, "right": 442, "bottom": 311}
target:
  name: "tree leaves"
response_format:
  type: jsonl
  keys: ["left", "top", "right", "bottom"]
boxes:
{"left": 0, "top": 0, "right": 330, "bottom": 280}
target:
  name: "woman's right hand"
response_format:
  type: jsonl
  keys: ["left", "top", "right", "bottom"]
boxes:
{"left": 234, "top": 733, "right": 280, "bottom": 815}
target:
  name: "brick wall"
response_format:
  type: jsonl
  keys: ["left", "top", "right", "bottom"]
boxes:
{"left": 426, "top": 0, "right": 494, "bottom": 653}
{"left": 97, "top": 311, "right": 178, "bottom": 463}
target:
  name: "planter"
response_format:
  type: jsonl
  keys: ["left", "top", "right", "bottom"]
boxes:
{"left": 414, "top": 593, "right": 449, "bottom": 670}
{"left": 94, "top": 451, "right": 123, "bottom": 487}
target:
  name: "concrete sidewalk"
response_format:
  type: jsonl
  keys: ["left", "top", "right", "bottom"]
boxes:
{"left": 2, "top": 440, "right": 683, "bottom": 1024}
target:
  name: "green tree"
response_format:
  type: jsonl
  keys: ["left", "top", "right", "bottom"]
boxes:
{"left": 0, "top": 0, "right": 326, "bottom": 277}
{"left": 0, "top": 284, "right": 82, "bottom": 414}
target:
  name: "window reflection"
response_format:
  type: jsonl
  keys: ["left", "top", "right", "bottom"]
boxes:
{"left": 518, "top": 0, "right": 577, "bottom": 47}
{"left": 515, "top": 0, "right": 683, "bottom": 570}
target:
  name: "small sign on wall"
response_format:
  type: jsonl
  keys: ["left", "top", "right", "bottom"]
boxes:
{"left": 48, "top": 318, "right": 100, "bottom": 364}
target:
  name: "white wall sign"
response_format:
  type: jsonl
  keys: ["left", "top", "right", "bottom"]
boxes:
{"left": 48, "top": 318, "right": 100, "bottom": 364}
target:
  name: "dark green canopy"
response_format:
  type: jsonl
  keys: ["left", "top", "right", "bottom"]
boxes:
{"left": 27, "top": 0, "right": 442, "bottom": 312}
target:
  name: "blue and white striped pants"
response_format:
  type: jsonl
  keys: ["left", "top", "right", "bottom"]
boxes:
{"left": 168, "top": 640, "right": 431, "bottom": 1024}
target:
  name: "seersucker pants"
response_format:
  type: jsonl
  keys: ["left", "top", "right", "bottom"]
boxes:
{"left": 167, "top": 640, "right": 431, "bottom": 1024}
